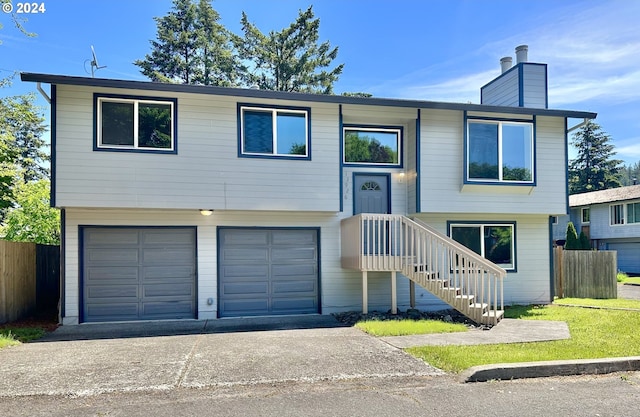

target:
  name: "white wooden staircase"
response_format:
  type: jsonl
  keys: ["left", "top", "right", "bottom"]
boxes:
{"left": 341, "top": 214, "right": 507, "bottom": 325}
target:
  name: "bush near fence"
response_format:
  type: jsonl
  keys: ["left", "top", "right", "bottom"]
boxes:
{"left": 0, "top": 240, "right": 60, "bottom": 324}
{"left": 554, "top": 247, "right": 617, "bottom": 299}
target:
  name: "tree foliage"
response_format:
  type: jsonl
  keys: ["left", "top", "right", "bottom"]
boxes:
{"left": 620, "top": 161, "right": 640, "bottom": 186}
{"left": 236, "top": 6, "right": 343, "bottom": 93}
{"left": 344, "top": 132, "right": 397, "bottom": 164}
{"left": 565, "top": 222, "right": 580, "bottom": 250}
{"left": 135, "top": 0, "right": 240, "bottom": 86}
{"left": 0, "top": 93, "right": 48, "bottom": 182}
{"left": 1, "top": 180, "right": 60, "bottom": 245}
{"left": 568, "top": 121, "right": 623, "bottom": 194}
{"left": 579, "top": 231, "right": 591, "bottom": 250}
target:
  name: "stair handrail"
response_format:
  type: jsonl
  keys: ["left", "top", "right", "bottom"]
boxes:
{"left": 405, "top": 217, "right": 507, "bottom": 278}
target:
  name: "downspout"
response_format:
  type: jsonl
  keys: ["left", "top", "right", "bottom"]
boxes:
{"left": 36, "top": 82, "right": 51, "bottom": 104}
{"left": 566, "top": 117, "right": 589, "bottom": 134}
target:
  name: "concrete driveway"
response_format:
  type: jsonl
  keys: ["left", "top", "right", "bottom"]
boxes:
{"left": 0, "top": 316, "right": 442, "bottom": 397}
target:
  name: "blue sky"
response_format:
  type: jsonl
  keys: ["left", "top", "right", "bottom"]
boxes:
{"left": 1, "top": 0, "right": 639, "bottom": 163}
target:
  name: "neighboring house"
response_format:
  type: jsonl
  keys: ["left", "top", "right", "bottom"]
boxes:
{"left": 22, "top": 45, "right": 596, "bottom": 325}
{"left": 557, "top": 185, "right": 640, "bottom": 275}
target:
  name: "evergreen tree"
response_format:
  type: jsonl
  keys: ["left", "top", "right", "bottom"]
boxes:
{"left": 565, "top": 222, "right": 580, "bottom": 250}
{"left": 236, "top": 6, "right": 344, "bottom": 93}
{"left": 568, "top": 121, "right": 623, "bottom": 194}
{"left": 135, "top": 0, "right": 240, "bottom": 86}
{"left": 620, "top": 161, "right": 640, "bottom": 186}
{"left": 578, "top": 231, "right": 591, "bottom": 250}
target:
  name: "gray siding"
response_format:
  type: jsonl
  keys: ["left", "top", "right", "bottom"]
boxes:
{"left": 522, "top": 64, "right": 548, "bottom": 108}
{"left": 585, "top": 201, "right": 640, "bottom": 239}
{"left": 481, "top": 64, "right": 547, "bottom": 109}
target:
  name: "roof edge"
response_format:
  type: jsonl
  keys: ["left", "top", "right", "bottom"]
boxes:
{"left": 21, "top": 72, "right": 597, "bottom": 119}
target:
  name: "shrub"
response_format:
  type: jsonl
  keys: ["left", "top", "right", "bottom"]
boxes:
{"left": 565, "top": 222, "right": 580, "bottom": 250}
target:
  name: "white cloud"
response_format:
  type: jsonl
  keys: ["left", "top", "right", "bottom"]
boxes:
{"left": 380, "top": 2, "right": 640, "bottom": 108}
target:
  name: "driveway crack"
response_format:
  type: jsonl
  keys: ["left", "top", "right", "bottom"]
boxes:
{"left": 175, "top": 322, "right": 206, "bottom": 388}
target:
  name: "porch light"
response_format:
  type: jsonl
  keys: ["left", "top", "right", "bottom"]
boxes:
{"left": 200, "top": 209, "right": 213, "bottom": 216}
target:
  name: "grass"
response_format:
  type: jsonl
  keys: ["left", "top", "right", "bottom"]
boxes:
{"left": 617, "top": 272, "right": 640, "bottom": 285}
{"left": 355, "top": 319, "right": 468, "bottom": 336}
{"left": 406, "top": 303, "right": 640, "bottom": 373}
{"left": 0, "top": 327, "right": 45, "bottom": 349}
{"left": 554, "top": 297, "right": 640, "bottom": 309}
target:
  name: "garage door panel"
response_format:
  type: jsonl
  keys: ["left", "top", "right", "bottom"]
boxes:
{"left": 143, "top": 266, "right": 194, "bottom": 281}
{"left": 85, "top": 303, "right": 139, "bottom": 322}
{"left": 221, "top": 299, "right": 269, "bottom": 315}
{"left": 219, "top": 228, "right": 318, "bottom": 317}
{"left": 221, "top": 230, "right": 269, "bottom": 246}
{"left": 222, "top": 282, "right": 269, "bottom": 295}
{"left": 271, "top": 264, "right": 316, "bottom": 277}
{"left": 83, "top": 227, "right": 196, "bottom": 322}
{"left": 272, "top": 298, "right": 317, "bottom": 312}
{"left": 85, "top": 230, "right": 140, "bottom": 245}
{"left": 87, "top": 285, "right": 139, "bottom": 299}
{"left": 86, "top": 266, "right": 139, "bottom": 282}
{"left": 272, "top": 230, "right": 315, "bottom": 245}
{"left": 272, "top": 280, "right": 316, "bottom": 294}
{"left": 86, "top": 248, "right": 139, "bottom": 264}
{"left": 222, "top": 265, "right": 269, "bottom": 279}
{"left": 271, "top": 247, "right": 316, "bottom": 262}
{"left": 142, "top": 248, "right": 195, "bottom": 265}
{"left": 142, "top": 230, "right": 195, "bottom": 245}
{"left": 142, "top": 301, "right": 195, "bottom": 317}
{"left": 222, "top": 248, "right": 269, "bottom": 262}
{"left": 143, "top": 283, "right": 194, "bottom": 298}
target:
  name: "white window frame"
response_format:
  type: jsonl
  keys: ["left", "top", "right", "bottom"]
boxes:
{"left": 239, "top": 105, "right": 310, "bottom": 158}
{"left": 97, "top": 97, "right": 176, "bottom": 151}
{"left": 610, "top": 203, "right": 625, "bottom": 225}
{"left": 448, "top": 223, "right": 516, "bottom": 271}
{"left": 627, "top": 201, "right": 640, "bottom": 224}
{"left": 581, "top": 207, "right": 590, "bottom": 224}
{"left": 466, "top": 119, "right": 534, "bottom": 184}
{"left": 343, "top": 126, "right": 402, "bottom": 166}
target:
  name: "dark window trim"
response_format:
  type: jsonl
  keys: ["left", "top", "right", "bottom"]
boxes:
{"left": 463, "top": 112, "right": 536, "bottom": 186}
{"left": 93, "top": 93, "right": 178, "bottom": 154}
{"left": 446, "top": 220, "right": 518, "bottom": 273}
{"left": 237, "top": 102, "right": 312, "bottom": 160}
{"left": 342, "top": 124, "right": 404, "bottom": 168}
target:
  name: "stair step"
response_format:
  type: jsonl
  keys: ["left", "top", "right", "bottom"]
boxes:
{"left": 483, "top": 310, "right": 504, "bottom": 318}
{"left": 456, "top": 294, "right": 475, "bottom": 302}
{"left": 469, "top": 303, "right": 488, "bottom": 311}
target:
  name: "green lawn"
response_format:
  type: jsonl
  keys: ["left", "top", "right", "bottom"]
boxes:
{"left": 355, "top": 319, "right": 468, "bottom": 336}
{"left": 407, "top": 304, "right": 640, "bottom": 373}
{"left": 0, "top": 327, "right": 46, "bottom": 349}
{"left": 554, "top": 297, "right": 640, "bottom": 309}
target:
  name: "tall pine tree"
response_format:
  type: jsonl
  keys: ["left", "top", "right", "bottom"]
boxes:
{"left": 236, "top": 6, "right": 343, "bottom": 94}
{"left": 135, "top": 0, "right": 240, "bottom": 86}
{"left": 568, "top": 121, "right": 623, "bottom": 194}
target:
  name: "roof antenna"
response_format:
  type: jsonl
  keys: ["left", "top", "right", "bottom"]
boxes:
{"left": 85, "top": 45, "right": 107, "bottom": 77}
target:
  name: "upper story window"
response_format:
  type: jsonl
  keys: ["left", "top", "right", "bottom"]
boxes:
{"left": 611, "top": 203, "right": 625, "bottom": 225}
{"left": 449, "top": 222, "right": 516, "bottom": 271}
{"left": 238, "top": 104, "right": 310, "bottom": 160}
{"left": 343, "top": 126, "right": 402, "bottom": 166}
{"left": 95, "top": 94, "right": 177, "bottom": 153}
{"left": 610, "top": 201, "right": 640, "bottom": 225}
{"left": 466, "top": 119, "right": 534, "bottom": 184}
{"left": 581, "top": 208, "right": 591, "bottom": 224}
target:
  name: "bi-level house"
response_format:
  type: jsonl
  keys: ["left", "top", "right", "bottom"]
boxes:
{"left": 22, "top": 45, "right": 596, "bottom": 325}
{"left": 554, "top": 185, "right": 640, "bottom": 274}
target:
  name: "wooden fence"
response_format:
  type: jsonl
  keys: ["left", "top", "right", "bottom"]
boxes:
{"left": 0, "top": 240, "right": 37, "bottom": 323}
{"left": 0, "top": 241, "right": 60, "bottom": 324}
{"left": 554, "top": 247, "right": 617, "bottom": 299}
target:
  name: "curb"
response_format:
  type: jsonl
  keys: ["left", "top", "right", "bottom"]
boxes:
{"left": 460, "top": 356, "right": 640, "bottom": 382}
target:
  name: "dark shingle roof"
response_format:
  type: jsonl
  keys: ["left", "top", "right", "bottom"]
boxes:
{"left": 570, "top": 185, "right": 640, "bottom": 207}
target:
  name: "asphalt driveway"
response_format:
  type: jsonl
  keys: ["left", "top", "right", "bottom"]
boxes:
{"left": 0, "top": 316, "right": 442, "bottom": 397}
